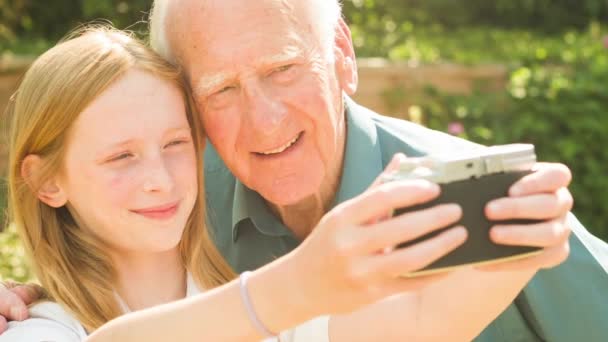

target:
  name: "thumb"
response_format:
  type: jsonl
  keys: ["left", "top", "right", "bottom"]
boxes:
{"left": 368, "top": 152, "right": 407, "bottom": 190}
{"left": 365, "top": 153, "right": 407, "bottom": 224}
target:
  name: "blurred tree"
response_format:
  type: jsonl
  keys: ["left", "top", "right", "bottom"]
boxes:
{"left": 1, "top": 0, "right": 152, "bottom": 46}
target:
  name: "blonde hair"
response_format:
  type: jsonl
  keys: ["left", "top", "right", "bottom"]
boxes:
{"left": 7, "top": 26, "right": 235, "bottom": 332}
{"left": 149, "top": 0, "right": 343, "bottom": 63}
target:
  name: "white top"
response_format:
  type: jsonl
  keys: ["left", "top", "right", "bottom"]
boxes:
{"left": 0, "top": 274, "right": 330, "bottom": 342}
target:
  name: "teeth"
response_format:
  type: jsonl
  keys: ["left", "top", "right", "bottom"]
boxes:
{"left": 261, "top": 134, "right": 300, "bottom": 155}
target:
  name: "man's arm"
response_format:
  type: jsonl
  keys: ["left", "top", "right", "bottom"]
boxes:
{"left": 330, "top": 267, "right": 538, "bottom": 342}
{"left": 513, "top": 214, "right": 608, "bottom": 342}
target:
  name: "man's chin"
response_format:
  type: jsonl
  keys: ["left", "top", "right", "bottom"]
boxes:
{"left": 263, "top": 190, "right": 312, "bottom": 208}
{"left": 257, "top": 182, "right": 320, "bottom": 208}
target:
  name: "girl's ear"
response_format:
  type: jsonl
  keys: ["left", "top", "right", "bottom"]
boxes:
{"left": 21, "top": 155, "right": 68, "bottom": 208}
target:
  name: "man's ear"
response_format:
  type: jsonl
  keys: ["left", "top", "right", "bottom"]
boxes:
{"left": 21, "top": 155, "right": 68, "bottom": 208}
{"left": 334, "top": 18, "right": 358, "bottom": 95}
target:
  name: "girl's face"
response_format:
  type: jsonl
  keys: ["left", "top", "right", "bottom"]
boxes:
{"left": 58, "top": 69, "right": 198, "bottom": 256}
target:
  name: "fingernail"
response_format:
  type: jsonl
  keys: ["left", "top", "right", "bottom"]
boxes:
{"left": 453, "top": 226, "right": 468, "bottom": 239}
{"left": 389, "top": 153, "right": 400, "bottom": 165}
{"left": 487, "top": 202, "right": 500, "bottom": 215}
{"left": 451, "top": 204, "right": 463, "bottom": 216}
{"left": 10, "top": 307, "right": 25, "bottom": 320}
{"left": 442, "top": 204, "right": 461, "bottom": 217}
{"left": 510, "top": 184, "right": 523, "bottom": 196}
{"left": 446, "top": 226, "right": 468, "bottom": 244}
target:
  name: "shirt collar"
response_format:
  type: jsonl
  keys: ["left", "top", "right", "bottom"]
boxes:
{"left": 332, "top": 97, "right": 384, "bottom": 206}
{"left": 231, "top": 180, "right": 291, "bottom": 242}
{"left": 186, "top": 272, "right": 202, "bottom": 296}
{"left": 231, "top": 96, "right": 384, "bottom": 241}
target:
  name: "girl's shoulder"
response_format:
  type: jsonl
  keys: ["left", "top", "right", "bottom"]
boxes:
{"left": 2, "top": 301, "right": 87, "bottom": 341}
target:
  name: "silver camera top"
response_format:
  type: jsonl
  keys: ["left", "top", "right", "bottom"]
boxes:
{"left": 382, "top": 144, "right": 537, "bottom": 184}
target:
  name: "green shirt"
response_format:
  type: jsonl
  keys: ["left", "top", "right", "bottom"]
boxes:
{"left": 204, "top": 97, "right": 608, "bottom": 341}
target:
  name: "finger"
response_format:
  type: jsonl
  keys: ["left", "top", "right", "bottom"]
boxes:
{"left": 361, "top": 204, "right": 462, "bottom": 252}
{"left": 2, "top": 281, "right": 17, "bottom": 290}
{"left": 510, "top": 163, "right": 572, "bottom": 196}
{"left": 0, "top": 315, "right": 7, "bottom": 334}
{"left": 331, "top": 180, "right": 440, "bottom": 226}
{"left": 12, "top": 284, "right": 45, "bottom": 306}
{"left": 490, "top": 217, "right": 571, "bottom": 248}
{"left": 368, "top": 153, "right": 407, "bottom": 190}
{"left": 0, "top": 288, "right": 28, "bottom": 321}
{"left": 475, "top": 242, "right": 570, "bottom": 272}
{"left": 486, "top": 188, "right": 573, "bottom": 220}
{"left": 371, "top": 226, "right": 468, "bottom": 277}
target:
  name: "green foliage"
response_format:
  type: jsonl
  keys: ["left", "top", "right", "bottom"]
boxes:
{"left": 0, "top": 224, "right": 33, "bottom": 283}
{"left": 344, "top": 0, "right": 608, "bottom": 36}
{"left": 1, "top": 0, "right": 152, "bottom": 54}
{"left": 341, "top": 2, "right": 608, "bottom": 242}
{"left": 403, "top": 29, "right": 608, "bottom": 241}
{"left": 346, "top": 5, "right": 608, "bottom": 65}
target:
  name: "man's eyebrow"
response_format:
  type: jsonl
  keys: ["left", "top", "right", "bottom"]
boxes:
{"left": 194, "top": 72, "right": 234, "bottom": 98}
{"left": 258, "top": 45, "right": 304, "bottom": 67}
{"left": 194, "top": 46, "right": 305, "bottom": 97}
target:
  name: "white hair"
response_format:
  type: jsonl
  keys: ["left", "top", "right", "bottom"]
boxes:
{"left": 149, "top": 0, "right": 343, "bottom": 64}
{"left": 149, "top": 0, "right": 173, "bottom": 62}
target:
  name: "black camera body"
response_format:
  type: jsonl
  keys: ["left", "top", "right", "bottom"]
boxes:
{"left": 382, "top": 144, "right": 543, "bottom": 277}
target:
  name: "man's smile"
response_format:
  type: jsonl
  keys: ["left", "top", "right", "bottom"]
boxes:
{"left": 254, "top": 131, "right": 304, "bottom": 156}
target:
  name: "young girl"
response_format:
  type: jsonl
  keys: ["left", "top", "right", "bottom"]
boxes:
{"left": 3, "top": 26, "right": 474, "bottom": 341}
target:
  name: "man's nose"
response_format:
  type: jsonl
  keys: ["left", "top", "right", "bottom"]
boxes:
{"left": 242, "top": 81, "right": 288, "bottom": 136}
{"left": 142, "top": 154, "right": 174, "bottom": 193}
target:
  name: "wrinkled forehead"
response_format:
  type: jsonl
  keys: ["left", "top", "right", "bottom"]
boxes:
{"left": 168, "top": 0, "right": 322, "bottom": 72}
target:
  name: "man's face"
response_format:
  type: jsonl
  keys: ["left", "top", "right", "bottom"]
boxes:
{"left": 172, "top": 0, "right": 357, "bottom": 206}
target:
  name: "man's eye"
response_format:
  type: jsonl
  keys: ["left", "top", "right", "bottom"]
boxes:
{"left": 216, "top": 85, "right": 236, "bottom": 94}
{"left": 274, "top": 64, "right": 294, "bottom": 73}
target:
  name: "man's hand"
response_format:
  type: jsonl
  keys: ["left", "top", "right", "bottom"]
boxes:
{"left": 480, "top": 162, "right": 574, "bottom": 271}
{"left": 0, "top": 281, "right": 44, "bottom": 334}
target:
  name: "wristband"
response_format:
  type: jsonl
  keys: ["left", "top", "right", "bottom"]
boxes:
{"left": 239, "top": 271, "right": 276, "bottom": 338}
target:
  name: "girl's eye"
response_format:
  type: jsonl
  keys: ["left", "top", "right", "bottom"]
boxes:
{"left": 165, "top": 139, "right": 191, "bottom": 148}
{"left": 107, "top": 152, "right": 133, "bottom": 163}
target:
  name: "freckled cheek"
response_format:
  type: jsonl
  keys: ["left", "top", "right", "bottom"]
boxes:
{"left": 102, "top": 168, "right": 143, "bottom": 207}
{"left": 166, "top": 151, "right": 199, "bottom": 190}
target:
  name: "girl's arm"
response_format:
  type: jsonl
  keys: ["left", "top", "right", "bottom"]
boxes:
{"left": 87, "top": 179, "right": 468, "bottom": 342}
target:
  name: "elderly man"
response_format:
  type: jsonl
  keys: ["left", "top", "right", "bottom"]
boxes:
{"left": 1, "top": 0, "right": 607, "bottom": 340}
{"left": 151, "top": 0, "right": 606, "bottom": 340}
